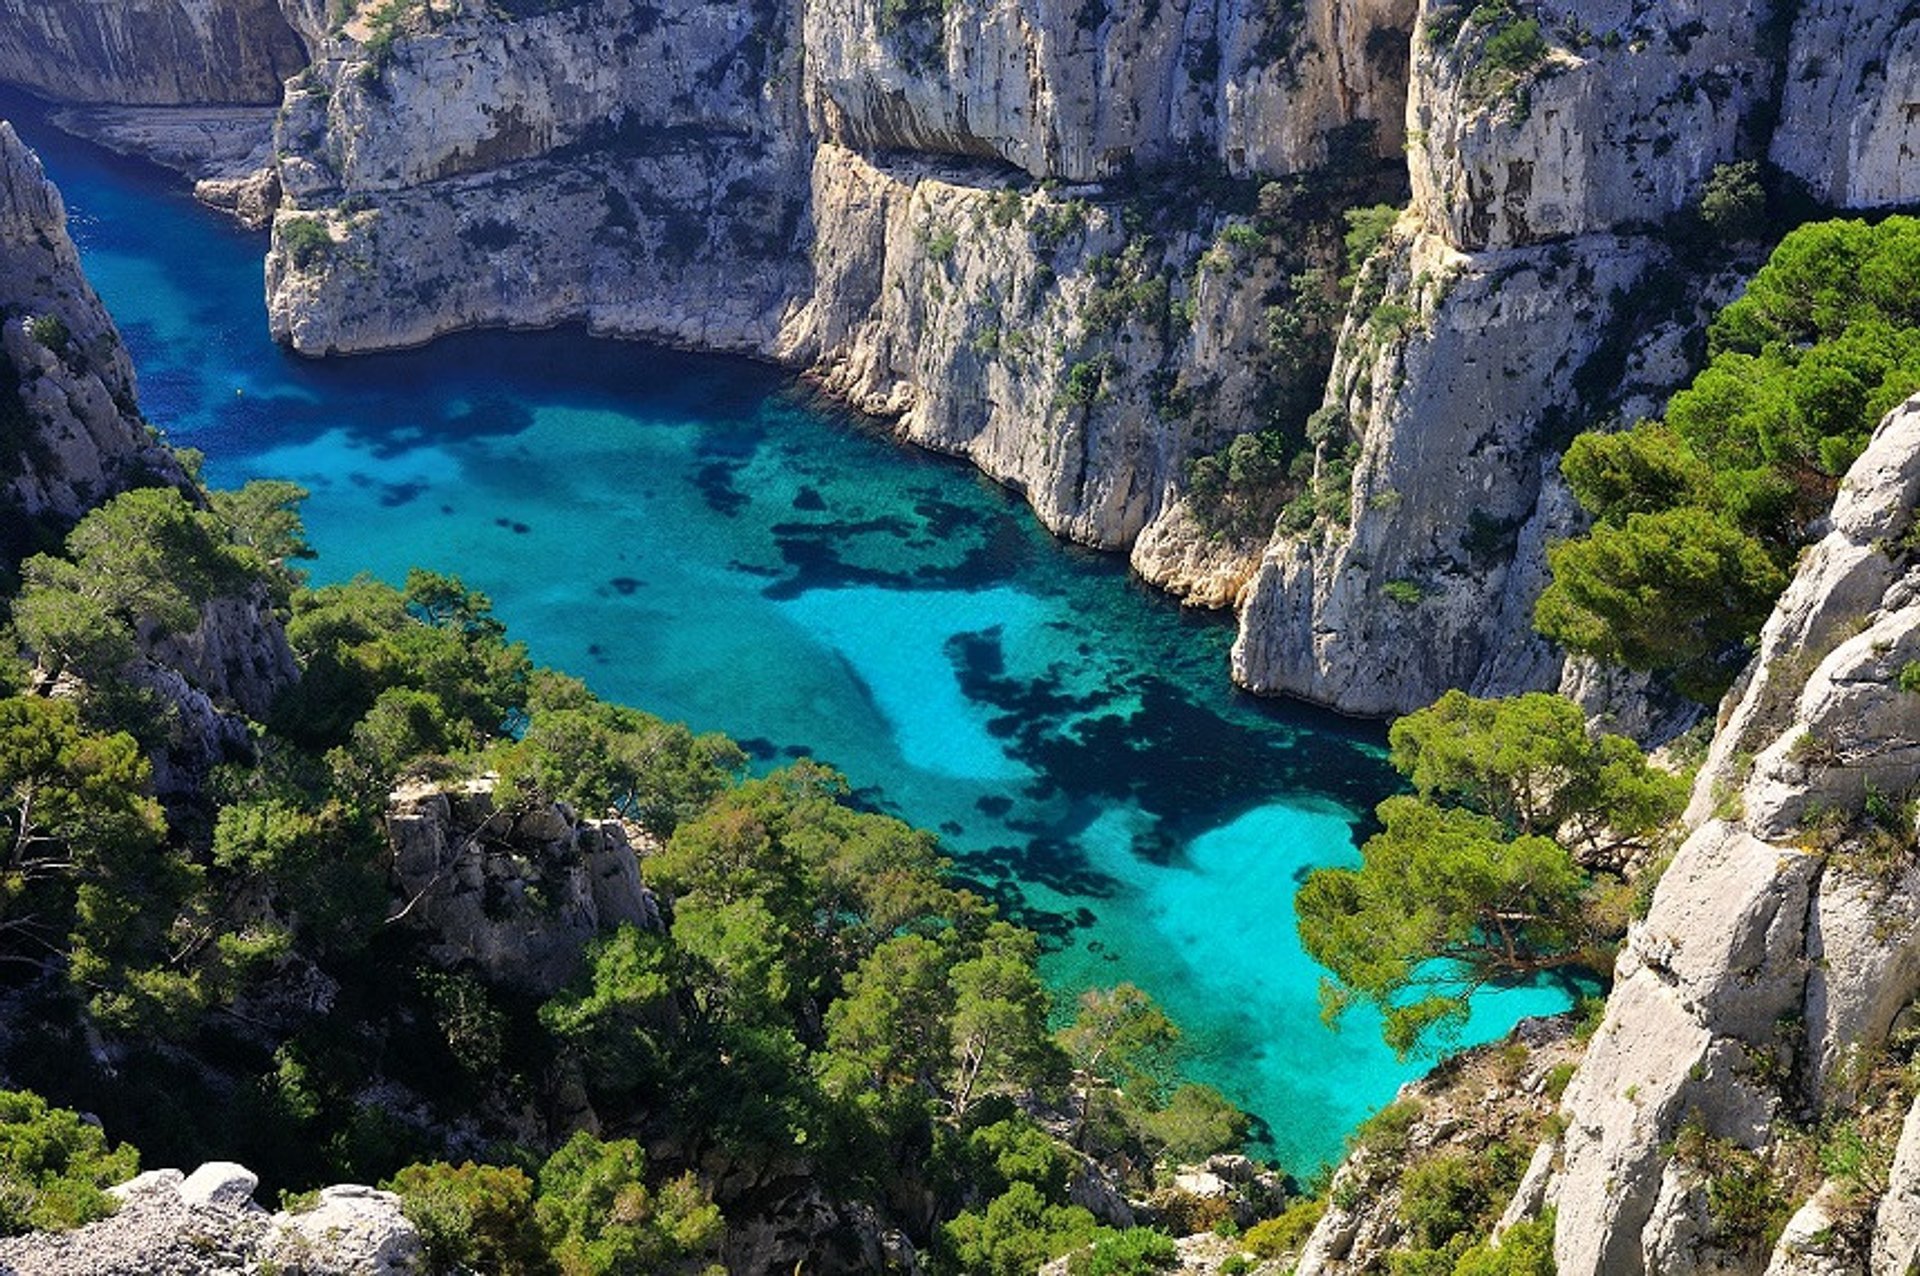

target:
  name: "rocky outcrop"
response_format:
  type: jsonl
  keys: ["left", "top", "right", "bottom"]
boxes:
{"left": 1293, "top": 1016, "right": 1581, "bottom": 1274}
{"left": 1410, "top": 0, "right": 1775, "bottom": 253}
{"left": 1227, "top": 0, "right": 1802, "bottom": 716}
{"left": 384, "top": 777, "right": 663, "bottom": 995}
{"left": 0, "top": 120, "right": 186, "bottom": 568}
{"left": 0, "top": 0, "right": 307, "bottom": 106}
{"left": 0, "top": 1161, "right": 420, "bottom": 1275}
{"left": 1539, "top": 396, "right": 1920, "bottom": 1276}
{"left": 779, "top": 144, "right": 1344, "bottom": 550}
{"left": 1770, "top": 0, "right": 1920, "bottom": 210}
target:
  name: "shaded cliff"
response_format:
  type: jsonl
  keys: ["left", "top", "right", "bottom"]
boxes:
{"left": 0, "top": 120, "right": 184, "bottom": 572}
{"left": 0, "top": 0, "right": 306, "bottom": 106}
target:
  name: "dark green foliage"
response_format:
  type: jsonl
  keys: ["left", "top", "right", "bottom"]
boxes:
{"left": 490, "top": 670, "right": 743, "bottom": 835}
{"left": 1536, "top": 508, "right": 1786, "bottom": 702}
{"left": 386, "top": 1160, "right": 546, "bottom": 1275}
{"left": 1299, "top": 796, "right": 1581, "bottom": 1056}
{"left": 1072, "top": 1227, "right": 1179, "bottom": 1275}
{"left": 1697, "top": 162, "right": 1768, "bottom": 243}
{"left": 0, "top": 1089, "right": 140, "bottom": 1235}
{"left": 1541, "top": 217, "right": 1920, "bottom": 700}
{"left": 1450, "top": 1211, "right": 1556, "bottom": 1275}
{"left": 14, "top": 486, "right": 256, "bottom": 685}
{"left": 1301, "top": 690, "right": 1680, "bottom": 1055}
{"left": 937, "top": 1180, "right": 1105, "bottom": 1276}
{"left": 25, "top": 315, "right": 69, "bottom": 355}
{"left": 1342, "top": 204, "right": 1400, "bottom": 290}
{"left": 1387, "top": 689, "right": 1686, "bottom": 854}
{"left": 278, "top": 216, "right": 333, "bottom": 270}
{"left": 534, "top": 1133, "right": 723, "bottom": 1275}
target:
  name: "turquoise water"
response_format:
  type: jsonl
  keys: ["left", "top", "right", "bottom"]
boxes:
{"left": 4, "top": 100, "right": 1571, "bottom": 1173}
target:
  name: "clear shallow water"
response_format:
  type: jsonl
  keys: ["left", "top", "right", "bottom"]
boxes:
{"left": 5, "top": 100, "right": 1572, "bottom": 1172}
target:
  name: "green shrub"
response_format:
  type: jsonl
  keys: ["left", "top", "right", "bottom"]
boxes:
{"left": 278, "top": 216, "right": 334, "bottom": 271}
{"left": 1243, "top": 1197, "right": 1325, "bottom": 1257}
{"left": 1480, "top": 18, "right": 1545, "bottom": 76}
{"left": 1383, "top": 578, "right": 1424, "bottom": 605}
{"left": 0, "top": 1089, "right": 140, "bottom": 1236}
{"left": 1698, "top": 161, "right": 1768, "bottom": 243}
{"left": 385, "top": 1161, "right": 545, "bottom": 1275}
{"left": 1451, "top": 1211, "right": 1556, "bottom": 1275}
{"left": 1071, "top": 1227, "right": 1178, "bottom": 1276}
{"left": 26, "top": 314, "right": 69, "bottom": 354}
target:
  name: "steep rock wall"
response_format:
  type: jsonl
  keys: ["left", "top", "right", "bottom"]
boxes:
{"left": 266, "top": 0, "right": 814, "bottom": 355}
{"left": 1410, "top": 0, "right": 1775, "bottom": 252}
{"left": 0, "top": 0, "right": 306, "bottom": 106}
{"left": 1770, "top": 0, "right": 1920, "bottom": 209}
{"left": 0, "top": 120, "right": 185, "bottom": 567}
{"left": 1544, "top": 397, "right": 1920, "bottom": 1276}
{"left": 1231, "top": 220, "right": 1732, "bottom": 714}
{"left": 780, "top": 143, "right": 1340, "bottom": 551}
{"left": 1230, "top": 0, "right": 1787, "bottom": 715}
{"left": 803, "top": 0, "right": 1416, "bottom": 182}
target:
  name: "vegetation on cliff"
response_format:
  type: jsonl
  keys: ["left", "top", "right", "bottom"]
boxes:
{"left": 1538, "top": 215, "right": 1920, "bottom": 700}
{"left": 0, "top": 481, "right": 1282, "bottom": 1270}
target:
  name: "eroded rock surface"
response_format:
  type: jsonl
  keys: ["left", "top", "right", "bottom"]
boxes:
{"left": 0, "top": 1163, "right": 420, "bottom": 1275}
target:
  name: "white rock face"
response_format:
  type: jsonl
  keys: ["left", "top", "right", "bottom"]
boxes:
{"left": 1771, "top": 0, "right": 1920, "bottom": 209}
{"left": 1231, "top": 225, "right": 1730, "bottom": 713}
{"left": 0, "top": 0, "right": 307, "bottom": 105}
{"left": 265, "top": 0, "right": 814, "bottom": 357}
{"left": 1410, "top": 0, "right": 1774, "bottom": 252}
{"left": 0, "top": 120, "right": 186, "bottom": 547}
{"left": 781, "top": 144, "right": 1328, "bottom": 553}
{"left": 384, "top": 778, "right": 664, "bottom": 994}
{"left": 1548, "top": 395, "right": 1920, "bottom": 1276}
{"left": 0, "top": 1161, "right": 420, "bottom": 1275}
{"left": 804, "top": 0, "right": 1416, "bottom": 182}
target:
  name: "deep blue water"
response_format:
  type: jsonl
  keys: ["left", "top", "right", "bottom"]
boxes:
{"left": 4, "top": 99, "right": 1569, "bottom": 1172}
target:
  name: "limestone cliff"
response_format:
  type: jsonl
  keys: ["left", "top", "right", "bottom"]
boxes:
{"left": 384, "top": 777, "right": 664, "bottom": 995}
{"left": 1531, "top": 396, "right": 1920, "bottom": 1276}
{"left": 1231, "top": 0, "right": 1782, "bottom": 714}
{"left": 265, "top": 0, "right": 814, "bottom": 354}
{"left": 802, "top": 0, "right": 1415, "bottom": 181}
{"left": 0, "top": 120, "right": 185, "bottom": 569}
{"left": 0, "top": 0, "right": 306, "bottom": 106}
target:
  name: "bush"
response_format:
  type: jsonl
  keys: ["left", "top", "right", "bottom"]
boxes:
{"left": 1698, "top": 161, "right": 1768, "bottom": 243}
{"left": 1451, "top": 1211, "right": 1556, "bottom": 1275}
{"left": 278, "top": 216, "right": 334, "bottom": 271}
{"left": 0, "top": 1090, "right": 140, "bottom": 1236}
{"left": 385, "top": 1161, "right": 545, "bottom": 1275}
{"left": 26, "top": 314, "right": 69, "bottom": 354}
{"left": 1242, "top": 1197, "right": 1325, "bottom": 1257}
{"left": 1071, "top": 1227, "right": 1178, "bottom": 1276}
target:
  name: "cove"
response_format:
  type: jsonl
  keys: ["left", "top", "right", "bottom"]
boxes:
{"left": 5, "top": 100, "right": 1571, "bottom": 1173}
